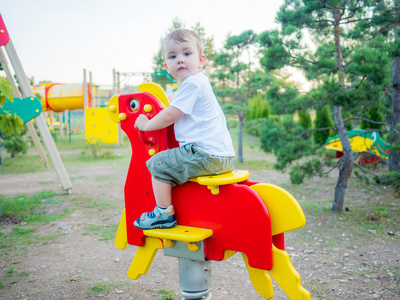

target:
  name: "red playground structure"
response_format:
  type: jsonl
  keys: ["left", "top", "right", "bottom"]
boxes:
{"left": 108, "top": 83, "right": 311, "bottom": 299}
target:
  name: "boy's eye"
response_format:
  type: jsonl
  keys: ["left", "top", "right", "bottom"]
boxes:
{"left": 184, "top": 52, "right": 191, "bottom": 56}
{"left": 170, "top": 55, "right": 176, "bottom": 59}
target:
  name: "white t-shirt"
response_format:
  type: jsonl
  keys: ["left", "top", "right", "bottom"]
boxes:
{"left": 170, "top": 73, "right": 235, "bottom": 157}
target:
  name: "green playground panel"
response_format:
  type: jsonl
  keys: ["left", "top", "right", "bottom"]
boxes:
{"left": 0, "top": 97, "right": 42, "bottom": 123}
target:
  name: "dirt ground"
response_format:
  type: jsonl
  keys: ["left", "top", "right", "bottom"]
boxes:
{"left": 0, "top": 146, "right": 399, "bottom": 300}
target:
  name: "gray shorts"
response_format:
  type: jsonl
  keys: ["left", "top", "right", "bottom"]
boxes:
{"left": 146, "top": 144, "right": 235, "bottom": 186}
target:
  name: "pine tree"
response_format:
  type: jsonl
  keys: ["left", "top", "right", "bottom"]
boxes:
{"left": 219, "top": 30, "right": 257, "bottom": 163}
{"left": 259, "top": 0, "right": 390, "bottom": 211}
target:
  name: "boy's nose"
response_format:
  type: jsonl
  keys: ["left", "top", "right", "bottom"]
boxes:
{"left": 177, "top": 54, "right": 184, "bottom": 63}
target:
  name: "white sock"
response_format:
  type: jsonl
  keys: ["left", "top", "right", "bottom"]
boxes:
{"left": 158, "top": 205, "right": 173, "bottom": 213}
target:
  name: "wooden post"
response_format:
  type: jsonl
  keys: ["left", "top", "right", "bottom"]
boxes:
{"left": 0, "top": 47, "right": 49, "bottom": 167}
{"left": 4, "top": 39, "right": 72, "bottom": 193}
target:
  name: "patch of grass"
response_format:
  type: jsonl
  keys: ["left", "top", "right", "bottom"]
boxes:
{"left": 156, "top": 288, "right": 176, "bottom": 300}
{"left": 39, "top": 180, "right": 55, "bottom": 185}
{"left": 95, "top": 175, "right": 110, "bottom": 182}
{"left": 82, "top": 223, "right": 118, "bottom": 242}
{"left": 61, "top": 152, "right": 113, "bottom": 165}
{"left": 0, "top": 191, "right": 65, "bottom": 225}
{"left": 0, "top": 226, "right": 62, "bottom": 259}
{"left": 0, "top": 191, "right": 68, "bottom": 261}
{"left": 1, "top": 154, "right": 48, "bottom": 174}
{"left": 310, "top": 286, "right": 327, "bottom": 299}
{"left": 82, "top": 198, "right": 118, "bottom": 210}
{"left": 236, "top": 159, "right": 273, "bottom": 171}
{"left": 29, "top": 288, "right": 49, "bottom": 295}
{"left": 19, "top": 270, "right": 31, "bottom": 276}
{"left": 6, "top": 267, "right": 15, "bottom": 277}
{"left": 63, "top": 276, "right": 92, "bottom": 283}
{"left": 1, "top": 131, "right": 128, "bottom": 175}
{"left": 298, "top": 197, "right": 400, "bottom": 240}
{"left": 71, "top": 175, "right": 87, "bottom": 181}
{"left": 87, "top": 280, "right": 130, "bottom": 295}
{"left": 90, "top": 281, "right": 111, "bottom": 293}
{"left": 287, "top": 174, "right": 400, "bottom": 241}
{"left": 54, "top": 132, "right": 121, "bottom": 152}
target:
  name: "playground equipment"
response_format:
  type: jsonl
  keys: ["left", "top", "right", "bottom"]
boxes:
{"left": 0, "top": 13, "right": 71, "bottom": 192}
{"left": 33, "top": 83, "right": 93, "bottom": 112}
{"left": 0, "top": 96, "right": 42, "bottom": 123}
{"left": 31, "top": 78, "right": 118, "bottom": 144}
{"left": 113, "top": 70, "right": 176, "bottom": 94}
{"left": 108, "top": 83, "right": 311, "bottom": 299}
{"left": 85, "top": 107, "right": 118, "bottom": 143}
{"left": 326, "top": 129, "right": 390, "bottom": 165}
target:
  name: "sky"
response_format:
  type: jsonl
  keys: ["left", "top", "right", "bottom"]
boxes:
{"left": 0, "top": 0, "right": 285, "bottom": 87}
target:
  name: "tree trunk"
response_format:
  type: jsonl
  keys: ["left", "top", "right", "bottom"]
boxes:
{"left": 390, "top": 22, "right": 400, "bottom": 171}
{"left": 236, "top": 71, "right": 244, "bottom": 163}
{"left": 332, "top": 106, "right": 353, "bottom": 211}
{"left": 238, "top": 112, "right": 244, "bottom": 163}
{"left": 331, "top": 9, "right": 353, "bottom": 212}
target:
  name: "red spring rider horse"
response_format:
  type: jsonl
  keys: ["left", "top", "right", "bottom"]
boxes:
{"left": 108, "top": 83, "right": 311, "bottom": 300}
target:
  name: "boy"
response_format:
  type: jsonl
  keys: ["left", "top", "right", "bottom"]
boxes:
{"left": 133, "top": 28, "right": 235, "bottom": 229}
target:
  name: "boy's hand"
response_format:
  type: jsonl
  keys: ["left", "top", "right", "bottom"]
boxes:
{"left": 134, "top": 114, "right": 149, "bottom": 131}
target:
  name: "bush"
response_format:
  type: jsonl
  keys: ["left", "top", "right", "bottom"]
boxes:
{"left": 244, "top": 118, "right": 267, "bottom": 137}
{"left": 3, "top": 133, "right": 28, "bottom": 158}
{"left": 85, "top": 137, "right": 115, "bottom": 159}
{"left": 246, "top": 94, "right": 269, "bottom": 121}
{"left": 314, "top": 105, "right": 333, "bottom": 145}
{"left": 260, "top": 115, "right": 315, "bottom": 170}
{"left": 298, "top": 109, "right": 312, "bottom": 140}
{"left": 0, "top": 124, "right": 28, "bottom": 158}
{"left": 289, "top": 158, "right": 324, "bottom": 184}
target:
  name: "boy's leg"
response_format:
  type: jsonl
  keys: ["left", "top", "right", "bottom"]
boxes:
{"left": 133, "top": 176, "right": 176, "bottom": 230}
{"left": 152, "top": 176, "right": 172, "bottom": 208}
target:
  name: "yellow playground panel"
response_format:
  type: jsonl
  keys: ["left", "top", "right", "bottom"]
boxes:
{"left": 85, "top": 107, "right": 118, "bottom": 143}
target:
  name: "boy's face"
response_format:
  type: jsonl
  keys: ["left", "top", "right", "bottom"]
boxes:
{"left": 163, "top": 38, "right": 206, "bottom": 85}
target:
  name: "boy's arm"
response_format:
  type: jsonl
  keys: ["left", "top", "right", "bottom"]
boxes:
{"left": 134, "top": 106, "right": 184, "bottom": 132}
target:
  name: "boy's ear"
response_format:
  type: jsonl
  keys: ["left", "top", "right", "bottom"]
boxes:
{"left": 164, "top": 63, "right": 169, "bottom": 73}
{"left": 199, "top": 55, "right": 206, "bottom": 68}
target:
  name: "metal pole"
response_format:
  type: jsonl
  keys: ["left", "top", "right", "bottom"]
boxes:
{"left": 117, "top": 71, "right": 120, "bottom": 93}
{"left": 112, "top": 68, "right": 116, "bottom": 95}
{"left": 64, "top": 111, "right": 69, "bottom": 137}
{"left": 5, "top": 38, "right": 72, "bottom": 193}
{"left": 83, "top": 68, "right": 88, "bottom": 109}
{"left": 179, "top": 258, "right": 212, "bottom": 300}
{"left": 59, "top": 112, "right": 63, "bottom": 138}
{"left": 163, "top": 240, "right": 212, "bottom": 300}
{"left": 89, "top": 71, "right": 94, "bottom": 107}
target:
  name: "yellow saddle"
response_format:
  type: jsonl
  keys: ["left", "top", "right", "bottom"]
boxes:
{"left": 189, "top": 170, "right": 250, "bottom": 195}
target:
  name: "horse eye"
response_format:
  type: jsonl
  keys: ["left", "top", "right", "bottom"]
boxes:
{"left": 130, "top": 100, "right": 140, "bottom": 112}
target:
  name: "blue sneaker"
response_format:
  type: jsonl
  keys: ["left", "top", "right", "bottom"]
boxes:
{"left": 134, "top": 205, "right": 177, "bottom": 229}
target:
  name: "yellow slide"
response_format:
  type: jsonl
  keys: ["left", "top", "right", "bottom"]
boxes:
{"left": 33, "top": 83, "right": 94, "bottom": 112}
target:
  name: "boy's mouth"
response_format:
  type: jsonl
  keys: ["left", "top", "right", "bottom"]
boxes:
{"left": 178, "top": 67, "right": 186, "bottom": 71}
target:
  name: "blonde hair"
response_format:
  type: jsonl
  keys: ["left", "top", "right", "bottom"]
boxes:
{"left": 162, "top": 28, "right": 204, "bottom": 61}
